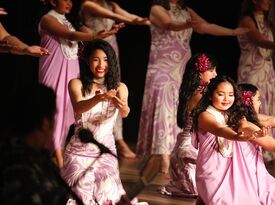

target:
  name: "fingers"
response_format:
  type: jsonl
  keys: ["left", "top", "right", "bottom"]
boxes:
{"left": 105, "top": 89, "right": 117, "bottom": 98}
{"left": 112, "top": 96, "right": 125, "bottom": 108}
{"left": 114, "top": 22, "right": 125, "bottom": 29}
{"left": 0, "top": 7, "right": 8, "bottom": 15}
{"left": 133, "top": 17, "right": 151, "bottom": 25}
{"left": 40, "top": 47, "right": 49, "bottom": 55}
{"left": 250, "top": 127, "right": 269, "bottom": 140}
{"left": 27, "top": 46, "right": 49, "bottom": 57}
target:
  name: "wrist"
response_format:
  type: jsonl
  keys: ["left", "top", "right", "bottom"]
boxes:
{"left": 90, "top": 33, "right": 95, "bottom": 41}
{"left": 21, "top": 45, "right": 30, "bottom": 54}
{"left": 120, "top": 105, "right": 130, "bottom": 116}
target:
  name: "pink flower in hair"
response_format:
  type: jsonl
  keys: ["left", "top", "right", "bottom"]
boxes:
{"left": 195, "top": 54, "right": 210, "bottom": 72}
{"left": 240, "top": 91, "right": 254, "bottom": 106}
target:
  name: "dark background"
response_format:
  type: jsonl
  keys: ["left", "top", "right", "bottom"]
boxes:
{"left": 0, "top": 0, "right": 243, "bottom": 143}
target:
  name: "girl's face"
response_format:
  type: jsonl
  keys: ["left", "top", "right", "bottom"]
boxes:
{"left": 254, "top": 0, "right": 271, "bottom": 13}
{"left": 211, "top": 81, "right": 235, "bottom": 112}
{"left": 200, "top": 68, "right": 217, "bottom": 84}
{"left": 252, "top": 90, "right": 261, "bottom": 113}
{"left": 51, "top": 0, "right": 72, "bottom": 14}
{"left": 89, "top": 49, "right": 109, "bottom": 79}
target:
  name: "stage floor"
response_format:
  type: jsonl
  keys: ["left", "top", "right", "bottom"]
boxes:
{"left": 119, "top": 156, "right": 196, "bottom": 205}
{"left": 119, "top": 143, "right": 275, "bottom": 205}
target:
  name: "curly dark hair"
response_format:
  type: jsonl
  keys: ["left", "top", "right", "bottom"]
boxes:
{"left": 79, "top": 39, "right": 120, "bottom": 95}
{"left": 151, "top": 0, "right": 187, "bottom": 10}
{"left": 238, "top": 83, "right": 261, "bottom": 127}
{"left": 192, "top": 75, "right": 255, "bottom": 131}
{"left": 177, "top": 53, "right": 217, "bottom": 128}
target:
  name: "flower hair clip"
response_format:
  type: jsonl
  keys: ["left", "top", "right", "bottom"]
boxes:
{"left": 240, "top": 91, "right": 254, "bottom": 106}
{"left": 195, "top": 54, "right": 210, "bottom": 72}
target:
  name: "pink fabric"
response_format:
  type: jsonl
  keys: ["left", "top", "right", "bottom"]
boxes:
{"left": 38, "top": 19, "right": 79, "bottom": 151}
{"left": 194, "top": 129, "right": 275, "bottom": 204}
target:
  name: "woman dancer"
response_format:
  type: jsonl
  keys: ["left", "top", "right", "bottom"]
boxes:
{"left": 159, "top": 53, "right": 217, "bottom": 198}
{"left": 79, "top": 0, "right": 150, "bottom": 158}
{"left": 61, "top": 39, "right": 147, "bottom": 205}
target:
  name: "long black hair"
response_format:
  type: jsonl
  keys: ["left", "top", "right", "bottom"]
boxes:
{"left": 79, "top": 39, "right": 120, "bottom": 95}
{"left": 177, "top": 53, "right": 217, "bottom": 128}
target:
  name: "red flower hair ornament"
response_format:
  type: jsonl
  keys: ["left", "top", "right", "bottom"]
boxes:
{"left": 195, "top": 54, "right": 210, "bottom": 72}
{"left": 240, "top": 91, "right": 254, "bottom": 106}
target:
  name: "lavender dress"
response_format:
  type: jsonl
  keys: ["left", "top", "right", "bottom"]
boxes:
{"left": 193, "top": 106, "right": 275, "bottom": 204}
{"left": 39, "top": 10, "right": 79, "bottom": 152}
{"left": 136, "top": 3, "right": 192, "bottom": 156}
{"left": 237, "top": 14, "right": 275, "bottom": 161}
{"left": 159, "top": 114, "right": 198, "bottom": 197}
{"left": 61, "top": 87, "right": 126, "bottom": 205}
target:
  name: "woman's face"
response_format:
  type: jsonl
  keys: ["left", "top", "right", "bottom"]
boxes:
{"left": 254, "top": 0, "right": 271, "bottom": 13}
{"left": 211, "top": 81, "right": 235, "bottom": 112}
{"left": 52, "top": 0, "right": 72, "bottom": 14}
{"left": 89, "top": 49, "right": 109, "bottom": 79}
{"left": 200, "top": 68, "right": 217, "bottom": 84}
{"left": 252, "top": 90, "right": 261, "bottom": 113}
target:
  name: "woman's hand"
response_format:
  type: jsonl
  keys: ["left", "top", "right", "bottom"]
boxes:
{"left": 112, "top": 96, "right": 125, "bottom": 108}
{"left": 0, "top": 7, "right": 7, "bottom": 15}
{"left": 112, "top": 96, "right": 130, "bottom": 118}
{"left": 95, "top": 23, "right": 125, "bottom": 39}
{"left": 237, "top": 117, "right": 267, "bottom": 140}
{"left": 132, "top": 17, "right": 150, "bottom": 26}
{"left": 96, "top": 89, "right": 117, "bottom": 101}
{"left": 251, "top": 126, "right": 270, "bottom": 139}
{"left": 23, "top": 45, "right": 49, "bottom": 57}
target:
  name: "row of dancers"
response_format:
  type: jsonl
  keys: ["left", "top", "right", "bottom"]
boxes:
{"left": 1, "top": 0, "right": 275, "bottom": 204}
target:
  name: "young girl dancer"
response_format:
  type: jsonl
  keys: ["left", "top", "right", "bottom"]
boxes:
{"left": 192, "top": 76, "right": 275, "bottom": 204}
